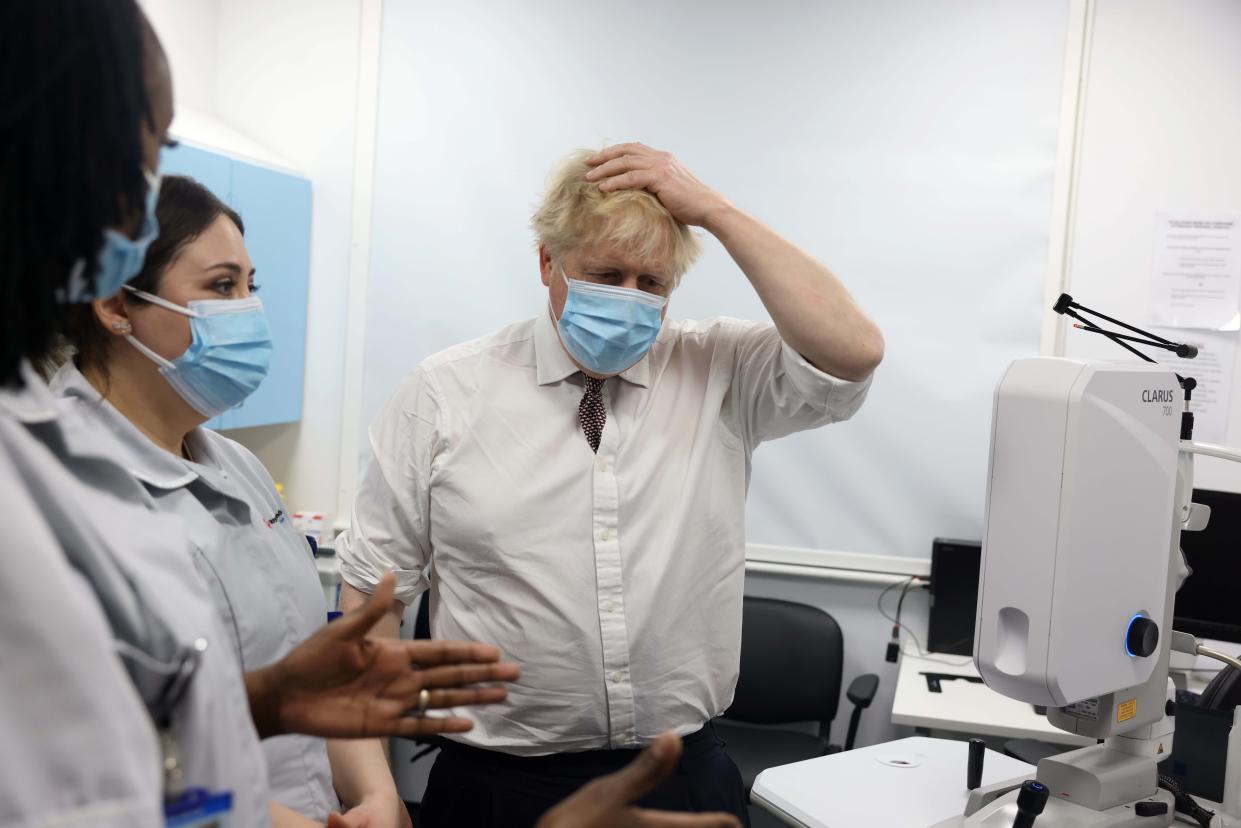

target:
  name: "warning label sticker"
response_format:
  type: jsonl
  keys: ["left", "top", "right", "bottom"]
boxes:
{"left": 1118, "top": 699, "right": 1138, "bottom": 722}
{"left": 1064, "top": 697, "right": 1100, "bottom": 721}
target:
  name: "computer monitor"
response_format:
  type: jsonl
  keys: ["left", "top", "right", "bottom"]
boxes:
{"left": 927, "top": 538, "right": 982, "bottom": 656}
{"left": 1175, "top": 489, "right": 1241, "bottom": 645}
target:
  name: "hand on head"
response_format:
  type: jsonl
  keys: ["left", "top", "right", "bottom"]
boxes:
{"left": 584, "top": 144, "right": 732, "bottom": 229}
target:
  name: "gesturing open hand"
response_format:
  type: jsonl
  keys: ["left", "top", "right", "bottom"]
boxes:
{"left": 248, "top": 573, "right": 520, "bottom": 739}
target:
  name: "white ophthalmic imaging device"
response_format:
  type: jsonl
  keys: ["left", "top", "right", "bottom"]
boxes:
{"left": 933, "top": 295, "right": 1241, "bottom": 827}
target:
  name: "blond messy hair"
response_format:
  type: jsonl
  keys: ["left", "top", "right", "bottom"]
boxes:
{"left": 531, "top": 149, "right": 702, "bottom": 286}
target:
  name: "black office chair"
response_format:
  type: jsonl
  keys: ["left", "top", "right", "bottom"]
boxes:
{"left": 716, "top": 596, "right": 880, "bottom": 797}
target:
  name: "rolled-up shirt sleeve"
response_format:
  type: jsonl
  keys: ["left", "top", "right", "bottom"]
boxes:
{"left": 723, "top": 319, "right": 873, "bottom": 450}
{"left": 337, "top": 368, "right": 441, "bottom": 606}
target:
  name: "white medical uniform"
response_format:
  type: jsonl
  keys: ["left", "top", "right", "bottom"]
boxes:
{"left": 52, "top": 361, "right": 338, "bottom": 820}
{"left": 0, "top": 448, "right": 162, "bottom": 828}
{"left": 0, "top": 362, "right": 271, "bottom": 827}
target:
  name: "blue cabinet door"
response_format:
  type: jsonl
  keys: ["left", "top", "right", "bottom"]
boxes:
{"left": 157, "top": 143, "right": 311, "bottom": 430}
{"left": 219, "top": 159, "right": 311, "bottom": 429}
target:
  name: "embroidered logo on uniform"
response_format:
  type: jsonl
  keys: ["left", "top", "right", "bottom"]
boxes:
{"left": 265, "top": 509, "right": 286, "bottom": 528}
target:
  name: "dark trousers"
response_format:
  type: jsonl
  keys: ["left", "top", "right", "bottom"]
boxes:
{"left": 419, "top": 723, "right": 750, "bottom": 828}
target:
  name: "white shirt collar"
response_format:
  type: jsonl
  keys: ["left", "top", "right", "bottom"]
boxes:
{"left": 533, "top": 307, "right": 652, "bottom": 388}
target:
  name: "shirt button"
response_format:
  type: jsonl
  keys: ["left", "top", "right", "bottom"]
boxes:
{"left": 598, "top": 459, "right": 612, "bottom": 473}
{"left": 606, "top": 601, "right": 618, "bottom": 613}
{"left": 600, "top": 529, "right": 613, "bottom": 541}
{"left": 610, "top": 671, "right": 622, "bottom": 683}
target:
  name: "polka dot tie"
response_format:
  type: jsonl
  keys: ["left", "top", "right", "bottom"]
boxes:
{"left": 578, "top": 376, "right": 606, "bottom": 453}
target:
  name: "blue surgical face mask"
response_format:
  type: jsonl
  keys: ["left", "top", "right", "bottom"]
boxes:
{"left": 121, "top": 286, "right": 273, "bottom": 419}
{"left": 65, "top": 169, "right": 162, "bottom": 303}
{"left": 554, "top": 266, "right": 667, "bottom": 376}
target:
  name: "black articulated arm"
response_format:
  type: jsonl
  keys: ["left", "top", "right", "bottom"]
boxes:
{"left": 843, "top": 673, "right": 880, "bottom": 751}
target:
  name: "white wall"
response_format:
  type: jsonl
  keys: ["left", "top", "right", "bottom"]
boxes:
{"left": 1059, "top": 0, "right": 1241, "bottom": 491}
{"left": 138, "top": 0, "right": 219, "bottom": 115}
{"left": 358, "top": 0, "right": 1069, "bottom": 562}
{"left": 139, "top": 0, "right": 1241, "bottom": 532}
{"left": 208, "top": 0, "right": 365, "bottom": 522}
{"left": 138, "top": 0, "right": 367, "bottom": 522}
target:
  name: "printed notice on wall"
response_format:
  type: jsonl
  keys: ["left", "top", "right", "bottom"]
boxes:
{"left": 1152, "top": 326, "right": 1236, "bottom": 443}
{"left": 1148, "top": 213, "right": 1241, "bottom": 331}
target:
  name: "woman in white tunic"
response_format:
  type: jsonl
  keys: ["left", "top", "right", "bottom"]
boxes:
{"left": 57, "top": 175, "right": 406, "bottom": 826}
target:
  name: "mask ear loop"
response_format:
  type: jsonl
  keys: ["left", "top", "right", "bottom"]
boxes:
{"left": 122, "top": 285, "right": 201, "bottom": 319}
{"left": 548, "top": 263, "right": 570, "bottom": 323}
{"left": 119, "top": 285, "right": 200, "bottom": 370}
{"left": 123, "top": 333, "right": 177, "bottom": 371}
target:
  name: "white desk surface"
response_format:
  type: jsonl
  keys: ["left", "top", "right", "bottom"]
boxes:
{"left": 752, "top": 736, "right": 1035, "bottom": 828}
{"left": 752, "top": 737, "right": 1218, "bottom": 828}
{"left": 891, "top": 650, "right": 1095, "bottom": 746}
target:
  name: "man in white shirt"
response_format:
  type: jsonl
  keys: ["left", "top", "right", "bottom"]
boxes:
{"left": 337, "top": 143, "right": 884, "bottom": 827}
